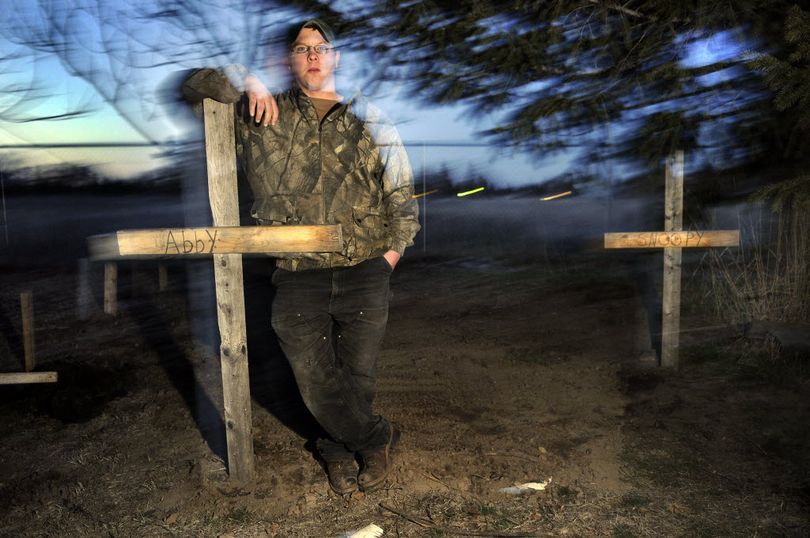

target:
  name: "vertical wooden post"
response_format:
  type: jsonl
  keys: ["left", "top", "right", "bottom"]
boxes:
{"left": 129, "top": 261, "right": 141, "bottom": 299}
{"left": 158, "top": 263, "right": 169, "bottom": 291}
{"left": 77, "top": 257, "right": 93, "bottom": 320}
{"left": 421, "top": 143, "right": 427, "bottom": 254}
{"left": 634, "top": 296, "right": 657, "bottom": 365}
{"left": 104, "top": 262, "right": 118, "bottom": 315}
{"left": 20, "top": 291, "right": 34, "bottom": 372}
{"left": 203, "top": 98, "right": 255, "bottom": 483}
{"left": 661, "top": 151, "right": 684, "bottom": 368}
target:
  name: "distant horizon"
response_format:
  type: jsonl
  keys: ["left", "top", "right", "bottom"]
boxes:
{"left": 0, "top": 136, "right": 575, "bottom": 187}
{"left": 0, "top": 153, "right": 589, "bottom": 193}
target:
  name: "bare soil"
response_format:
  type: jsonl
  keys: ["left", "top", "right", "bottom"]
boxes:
{"left": 1, "top": 252, "right": 808, "bottom": 537}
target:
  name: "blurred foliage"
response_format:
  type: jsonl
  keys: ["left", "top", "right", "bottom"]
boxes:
{"left": 754, "top": 174, "right": 810, "bottom": 209}
{"left": 347, "top": 0, "right": 808, "bottom": 171}
{"left": 2, "top": 0, "right": 810, "bottom": 189}
{"left": 749, "top": 6, "right": 810, "bottom": 209}
{"left": 0, "top": 0, "right": 343, "bottom": 141}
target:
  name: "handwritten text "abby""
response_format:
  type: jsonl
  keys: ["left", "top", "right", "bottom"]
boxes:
{"left": 164, "top": 229, "right": 219, "bottom": 254}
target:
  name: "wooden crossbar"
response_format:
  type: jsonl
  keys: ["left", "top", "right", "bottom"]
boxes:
{"left": 89, "top": 225, "right": 342, "bottom": 259}
{"left": 604, "top": 230, "right": 739, "bottom": 249}
{"left": 0, "top": 372, "right": 58, "bottom": 384}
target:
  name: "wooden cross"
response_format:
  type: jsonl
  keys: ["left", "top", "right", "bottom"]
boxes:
{"left": 604, "top": 151, "right": 740, "bottom": 369}
{"left": 0, "top": 291, "right": 58, "bottom": 385}
{"left": 89, "top": 99, "right": 342, "bottom": 482}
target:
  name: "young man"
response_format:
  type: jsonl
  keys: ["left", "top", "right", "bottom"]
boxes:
{"left": 182, "top": 19, "right": 420, "bottom": 494}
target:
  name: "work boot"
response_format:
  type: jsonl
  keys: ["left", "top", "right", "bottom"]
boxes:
{"left": 325, "top": 459, "right": 359, "bottom": 494}
{"left": 358, "top": 424, "right": 401, "bottom": 492}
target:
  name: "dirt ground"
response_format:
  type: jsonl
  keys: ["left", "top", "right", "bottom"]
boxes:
{"left": 1, "top": 251, "right": 809, "bottom": 537}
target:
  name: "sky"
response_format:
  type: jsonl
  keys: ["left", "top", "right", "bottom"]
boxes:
{"left": 0, "top": 3, "right": 741, "bottom": 188}
{"left": 0, "top": 20, "right": 568, "bottom": 187}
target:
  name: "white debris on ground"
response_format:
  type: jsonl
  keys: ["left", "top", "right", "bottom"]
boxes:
{"left": 499, "top": 477, "right": 553, "bottom": 495}
{"left": 339, "top": 523, "right": 384, "bottom": 538}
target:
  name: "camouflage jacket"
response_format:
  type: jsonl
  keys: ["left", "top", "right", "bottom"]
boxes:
{"left": 182, "top": 68, "right": 420, "bottom": 271}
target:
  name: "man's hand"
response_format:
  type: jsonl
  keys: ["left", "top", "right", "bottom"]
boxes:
{"left": 383, "top": 250, "right": 401, "bottom": 271}
{"left": 246, "top": 75, "right": 278, "bottom": 126}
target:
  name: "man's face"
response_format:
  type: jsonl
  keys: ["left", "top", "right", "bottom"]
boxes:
{"left": 289, "top": 28, "right": 340, "bottom": 94}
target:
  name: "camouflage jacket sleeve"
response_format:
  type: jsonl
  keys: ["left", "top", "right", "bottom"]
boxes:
{"left": 181, "top": 65, "right": 247, "bottom": 105}
{"left": 373, "top": 115, "right": 421, "bottom": 256}
{"left": 181, "top": 65, "right": 251, "bottom": 172}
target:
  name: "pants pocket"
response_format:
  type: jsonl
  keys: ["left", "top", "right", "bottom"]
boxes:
{"left": 271, "top": 311, "right": 327, "bottom": 357}
{"left": 379, "top": 256, "right": 394, "bottom": 273}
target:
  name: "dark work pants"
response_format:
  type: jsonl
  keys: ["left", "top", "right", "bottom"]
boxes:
{"left": 271, "top": 256, "right": 394, "bottom": 462}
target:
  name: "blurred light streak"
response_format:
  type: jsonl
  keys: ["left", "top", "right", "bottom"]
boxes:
{"left": 456, "top": 187, "right": 485, "bottom": 197}
{"left": 541, "top": 190, "right": 572, "bottom": 201}
{"left": 412, "top": 189, "right": 438, "bottom": 199}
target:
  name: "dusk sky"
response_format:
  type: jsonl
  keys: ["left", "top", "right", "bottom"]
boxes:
{"left": 0, "top": 3, "right": 739, "bottom": 187}
{"left": 0, "top": 29, "right": 569, "bottom": 186}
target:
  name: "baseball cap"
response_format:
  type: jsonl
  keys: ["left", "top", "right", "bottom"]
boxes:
{"left": 287, "top": 18, "right": 337, "bottom": 47}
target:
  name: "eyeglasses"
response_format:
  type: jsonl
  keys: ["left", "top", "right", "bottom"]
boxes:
{"left": 290, "top": 44, "right": 334, "bottom": 56}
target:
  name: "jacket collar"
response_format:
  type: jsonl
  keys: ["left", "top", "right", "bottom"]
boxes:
{"left": 290, "top": 86, "right": 362, "bottom": 123}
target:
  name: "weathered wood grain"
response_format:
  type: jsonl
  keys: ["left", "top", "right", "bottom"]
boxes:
{"left": 661, "top": 151, "right": 684, "bottom": 369}
{"left": 0, "top": 372, "right": 57, "bottom": 384}
{"left": 204, "top": 98, "right": 255, "bottom": 483}
{"left": 89, "top": 225, "right": 342, "bottom": 258}
{"left": 604, "top": 230, "right": 739, "bottom": 249}
{"left": 20, "top": 291, "right": 35, "bottom": 372}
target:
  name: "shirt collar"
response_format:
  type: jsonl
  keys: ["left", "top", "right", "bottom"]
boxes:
{"left": 291, "top": 86, "right": 358, "bottom": 122}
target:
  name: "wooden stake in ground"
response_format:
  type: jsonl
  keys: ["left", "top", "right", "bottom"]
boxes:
{"left": 604, "top": 151, "right": 740, "bottom": 369}
{"left": 77, "top": 258, "right": 94, "bottom": 320}
{"left": 104, "top": 262, "right": 118, "bottom": 316}
{"left": 203, "top": 98, "right": 254, "bottom": 483}
{"left": 20, "top": 291, "right": 34, "bottom": 372}
{"left": 662, "top": 152, "right": 684, "bottom": 369}
{"left": 158, "top": 263, "right": 168, "bottom": 291}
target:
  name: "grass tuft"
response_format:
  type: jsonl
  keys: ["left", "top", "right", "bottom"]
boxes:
{"left": 224, "top": 507, "right": 254, "bottom": 524}
{"left": 706, "top": 206, "right": 809, "bottom": 325}
{"left": 612, "top": 523, "right": 638, "bottom": 538}
{"left": 619, "top": 491, "right": 651, "bottom": 508}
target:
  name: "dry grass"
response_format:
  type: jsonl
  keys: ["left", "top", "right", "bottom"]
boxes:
{"left": 706, "top": 205, "right": 810, "bottom": 325}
